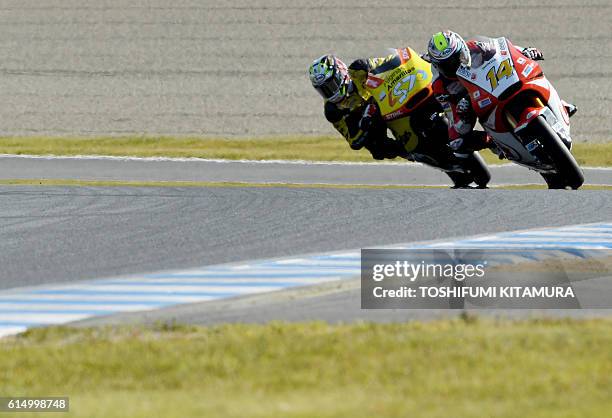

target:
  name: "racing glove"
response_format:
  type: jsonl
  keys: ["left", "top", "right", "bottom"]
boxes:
{"left": 449, "top": 137, "right": 464, "bottom": 151}
{"left": 454, "top": 97, "right": 475, "bottom": 135}
{"left": 521, "top": 47, "right": 544, "bottom": 60}
{"left": 456, "top": 98, "right": 472, "bottom": 119}
{"left": 358, "top": 103, "right": 378, "bottom": 132}
{"left": 348, "top": 104, "right": 379, "bottom": 150}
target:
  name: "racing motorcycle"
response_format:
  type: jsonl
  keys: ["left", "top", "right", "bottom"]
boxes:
{"left": 360, "top": 47, "right": 491, "bottom": 188}
{"left": 455, "top": 37, "right": 584, "bottom": 189}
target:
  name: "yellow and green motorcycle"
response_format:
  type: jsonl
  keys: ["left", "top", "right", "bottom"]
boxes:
{"left": 352, "top": 47, "right": 490, "bottom": 188}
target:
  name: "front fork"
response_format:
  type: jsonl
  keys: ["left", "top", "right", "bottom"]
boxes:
{"left": 505, "top": 94, "right": 573, "bottom": 163}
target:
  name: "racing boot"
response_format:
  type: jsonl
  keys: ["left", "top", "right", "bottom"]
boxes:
{"left": 453, "top": 131, "right": 505, "bottom": 160}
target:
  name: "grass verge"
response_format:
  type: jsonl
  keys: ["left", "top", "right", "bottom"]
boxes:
{"left": 1, "top": 319, "right": 611, "bottom": 418}
{"left": 0, "top": 136, "right": 610, "bottom": 166}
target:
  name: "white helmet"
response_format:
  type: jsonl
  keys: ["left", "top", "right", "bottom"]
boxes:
{"left": 427, "top": 31, "right": 471, "bottom": 78}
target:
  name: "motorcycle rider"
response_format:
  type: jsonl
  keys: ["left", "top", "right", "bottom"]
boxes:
{"left": 308, "top": 54, "right": 406, "bottom": 160}
{"left": 424, "top": 31, "right": 577, "bottom": 157}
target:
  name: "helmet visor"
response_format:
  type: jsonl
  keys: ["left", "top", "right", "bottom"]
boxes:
{"left": 434, "top": 52, "right": 462, "bottom": 78}
{"left": 314, "top": 72, "right": 345, "bottom": 102}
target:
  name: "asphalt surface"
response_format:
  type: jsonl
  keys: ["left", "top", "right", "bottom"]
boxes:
{"left": 0, "top": 156, "right": 611, "bottom": 186}
{"left": 1, "top": 1, "right": 610, "bottom": 324}
{"left": 1, "top": 185, "right": 611, "bottom": 291}
{"left": 0, "top": 0, "right": 609, "bottom": 140}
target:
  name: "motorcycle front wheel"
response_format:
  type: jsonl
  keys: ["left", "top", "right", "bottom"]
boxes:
{"left": 528, "top": 116, "right": 584, "bottom": 189}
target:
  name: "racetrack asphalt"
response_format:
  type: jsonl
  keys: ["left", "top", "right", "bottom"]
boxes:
{"left": 0, "top": 155, "right": 610, "bottom": 186}
{"left": 0, "top": 1, "right": 610, "bottom": 324}
{"left": 1, "top": 184, "right": 611, "bottom": 292}
{"left": 0, "top": 0, "right": 609, "bottom": 141}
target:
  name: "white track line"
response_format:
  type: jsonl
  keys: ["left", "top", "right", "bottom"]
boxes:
{"left": 1, "top": 153, "right": 610, "bottom": 171}
{"left": 0, "top": 154, "right": 418, "bottom": 166}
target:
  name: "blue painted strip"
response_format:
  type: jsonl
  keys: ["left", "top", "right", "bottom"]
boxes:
{"left": 452, "top": 240, "right": 612, "bottom": 247}
{"left": 570, "top": 224, "right": 612, "bottom": 229}
{"left": 92, "top": 280, "right": 333, "bottom": 287}
{"left": 0, "top": 299, "right": 171, "bottom": 306}
{"left": 558, "top": 248, "right": 592, "bottom": 258}
{"left": 420, "top": 247, "right": 593, "bottom": 257}
{"left": 311, "top": 256, "right": 360, "bottom": 261}
{"left": 256, "top": 263, "right": 359, "bottom": 269}
{"left": 512, "top": 232, "right": 612, "bottom": 236}
{"left": 0, "top": 309, "right": 114, "bottom": 315}
{"left": 146, "top": 272, "right": 348, "bottom": 279}
{"left": 32, "top": 289, "right": 243, "bottom": 297}
{"left": 500, "top": 236, "right": 612, "bottom": 241}
{"left": 0, "top": 321, "right": 45, "bottom": 327}
{"left": 0, "top": 221, "right": 609, "bottom": 339}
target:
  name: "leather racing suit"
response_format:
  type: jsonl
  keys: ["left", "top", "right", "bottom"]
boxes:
{"left": 431, "top": 37, "right": 549, "bottom": 156}
{"left": 323, "top": 66, "right": 406, "bottom": 160}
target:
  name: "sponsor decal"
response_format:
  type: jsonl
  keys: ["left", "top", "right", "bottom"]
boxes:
{"left": 457, "top": 66, "right": 471, "bottom": 79}
{"left": 522, "top": 64, "right": 534, "bottom": 77}
{"left": 383, "top": 108, "right": 408, "bottom": 121}
{"left": 526, "top": 140, "right": 539, "bottom": 152}
{"left": 366, "top": 76, "right": 384, "bottom": 89}
{"left": 473, "top": 90, "right": 481, "bottom": 99}
{"left": 379, "top": 91, "right": 387, "bottom": 101}
{"left": 399, "top": 48, "right": 411, "bottom": 61}
{"left": 471, "top": 73, "right": 477, "bottom": 80}
{"left": 478, "top": 97, "right": 492, "bottom": 108}
{"left": 517, "top": 57, "right": 526, "bottom": 64}
{"left": 526, "top": 110, "right": 538, "bottom": 120}
{"left": 386, "top": 66, "right": 415, "bottom": 91}
{"left": 501, "top": 50, "right": 508, "bottom": 56}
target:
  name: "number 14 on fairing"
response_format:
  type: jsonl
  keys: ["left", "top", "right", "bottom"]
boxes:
{"left": 486, "top": 58, "right": 514, "bottom": 90}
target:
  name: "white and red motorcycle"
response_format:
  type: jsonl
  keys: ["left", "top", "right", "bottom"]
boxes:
{"left": 455, "top": 37, "right": 584, "bottom": 189}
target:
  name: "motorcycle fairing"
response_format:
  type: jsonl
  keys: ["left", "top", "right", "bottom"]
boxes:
{"left": 457, "top": 37, "right": 573, "bottom": 167}
{"left": 365, "top": 47, "right": 433, "bottom": 121}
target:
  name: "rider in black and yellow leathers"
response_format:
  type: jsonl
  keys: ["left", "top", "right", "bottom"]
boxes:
{"left": 310, "top": 49, "right": 492, "bottom": 188}
{"left": 309, "top": 54, "right": 405, "bottom": 160}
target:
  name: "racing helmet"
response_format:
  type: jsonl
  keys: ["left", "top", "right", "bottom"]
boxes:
{"left": 308, "top": 54, "right": 350, "bottom": 103}
{"left": 427, "top": 31, "right": 471, "bottom": 78}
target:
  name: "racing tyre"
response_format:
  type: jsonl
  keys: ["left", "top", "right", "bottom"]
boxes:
{"left": 447, "top": 171, "right": 473, "bottom": 189}
{"left": 540, "top": 173, "right": 567, "bottom": 190}
{"left": 465, "top": 151, "right": 491, "bottom": 188}
{"left": 531, "top": 116, "right": 584, "bottom": 189}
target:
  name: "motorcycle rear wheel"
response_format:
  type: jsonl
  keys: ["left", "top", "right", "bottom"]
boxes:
{"left": 447, "top": 152, "right": 491, "bottom": 189}
{"left": 465, "top": 151, "right": 491, "bottom": 188}
{"left": 446, "top": 171, "right": 473, "bottom": 188}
